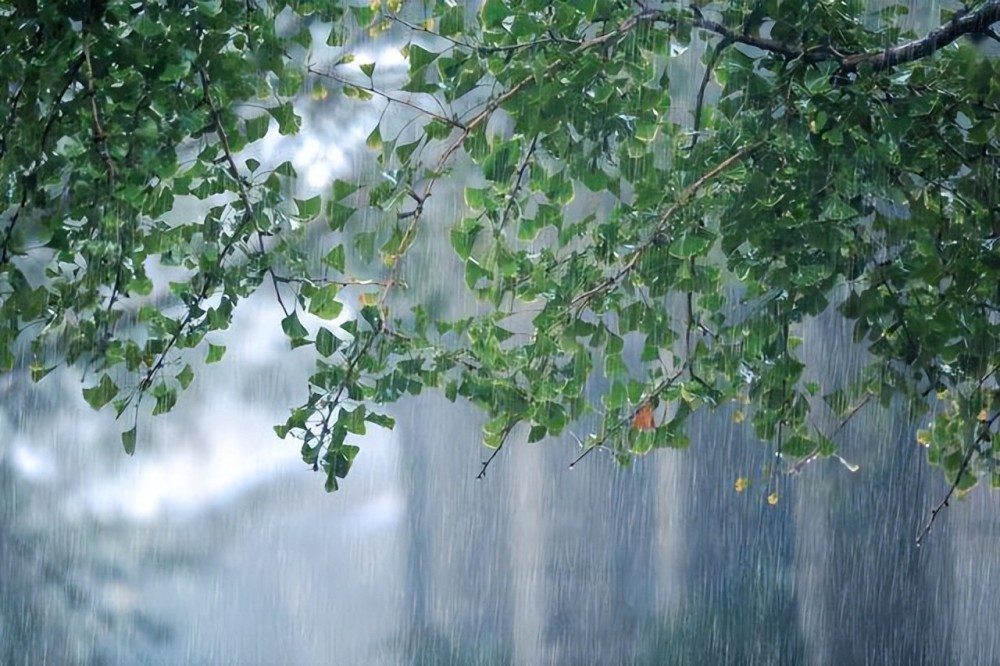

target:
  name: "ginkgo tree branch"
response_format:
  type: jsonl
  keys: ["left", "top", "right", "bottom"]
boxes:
{"left": 362, "top": 9, "right": 647, "bottom": 310}
{"left": 569, "top": 365, "right": 686, "bottom": 469}
{"left": 570, "top": 142, "right": 762, "bottom": 313}
{"left": 117, "top": 69, "right": 263, "bottom": 419}
{"left": 915, "top": 409, "right": 999, "bottom": 547}
{"left": 645, "top": 1, "right": 1000, "bottom": 77}
{"left": 837, "top": 1, "right": 1000, "bottom": 74}
{"left": 689, "top": 35, "right": 732, "bottom": 151}
{"left": 81, "top": 31, "right": 115, "bottom": 186}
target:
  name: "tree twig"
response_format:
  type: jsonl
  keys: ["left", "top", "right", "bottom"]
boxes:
{"left": 916, "top": 410, "right": 1000, "bottom": 546}
{"left": 477, "top": 422, "right": 513, "bottom": 480}
{"left": 571, "top": 142, "right": 760, "bottom": 312}
{"left": 569, "top": 439, "right": 602, "bottom": 468}
{"left": 308, "top": 66, "right": 461, "bottom": 129}
{"left": 81, "top": 33, "right": 115, "bottom": 186}
{"left": 568, "top": 366, "right": 685, "bottom": 468}
{"left": 688, "top": 36, "right": 731, "bottom": 152}
{"left": 499, "top": 134, "right": 538, "bottom": 229}
{"left": 387, "top": 13, "right": 581, "bottom": 52}
{"left": 915, "top": 440, "right": 979, "bottom": 547}
{"left": 117, "top": 69, "right": 265, "bottom": 415}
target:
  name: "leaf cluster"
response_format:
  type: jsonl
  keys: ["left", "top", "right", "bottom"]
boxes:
{"left": 4, "top": 0, "right": 1000, "bottom": 506}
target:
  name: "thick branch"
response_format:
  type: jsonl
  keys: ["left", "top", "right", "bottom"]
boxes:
{"left": 683, "top": 12, "right": 799, "bottom": 59}
{"left": 841, "top": 1, "right": 1000, "bottom": 74}
{"left": 646, "top": 1, "right": 1000, "bottom": 77}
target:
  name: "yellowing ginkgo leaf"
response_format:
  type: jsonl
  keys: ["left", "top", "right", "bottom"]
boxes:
{"left": 732, "top": 410, "right": 745, "bottom": 423}
{"left": 766, "top": 492, "right": 779, "bottom": 506}
{"left": 632, "top": 403, "right": 656, "bottom": 431}
{"left": 311, "top": 83, "right": 329, "bottom": 101}
{"left": 734, "top": 477, "right": 749, "bottom": 493}
{"left": 916, "top": 429, "right": 931, "bottom": 447}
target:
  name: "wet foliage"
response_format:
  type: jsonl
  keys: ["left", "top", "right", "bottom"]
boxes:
{"left": 2, "top": 0, "right": 1000, "bottom": 500}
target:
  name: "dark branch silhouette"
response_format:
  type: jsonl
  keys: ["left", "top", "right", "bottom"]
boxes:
{"left": 837, "top": 1, "right": 1000, "bottom": 75}
{"left": 477, "top": 443, "right": 505, "bottom": 480}
{"left": 647, "top": 1, "right": 1000, "bottom": 80}
{"left": 688, "top": 35, "right": 731, "bottom": 152}
{"left": 916, "top": 410, "right": 1000, "bottom": 546}
{"left": 477, "top": 422, "right": 514, "bottom": 480}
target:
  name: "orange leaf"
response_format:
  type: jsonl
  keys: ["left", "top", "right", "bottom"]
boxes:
{"left": 633, "top": 403, "right": 656, "bottom": 431}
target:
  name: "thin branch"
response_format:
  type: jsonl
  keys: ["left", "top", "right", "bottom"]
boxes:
{"left": 388, "top": 13, "right": 581, "bottom": 52}
{"left": 571, "top": 142, "right": 761, "bottom": 311}
{"left": 569, "top": 439, "right": 603, "bottom": 469}
{"left": 41, "top": 56, "right": 85, "bottom": 153}
{"left": 397, "top": 190, "right": 428, "bottom": 220}
{"left": 200, "top": 67, "right": 288, "bottom": 322}
{"left": 1, "top": 53, "right": 84, "bottom": 267}
{"left": 386, "top": 13, "right": 469, "bottom": 50}
{"left": 664, "top": 10, "right": 801, "bottom": 59}
{"left": 117, "top": 70, "right": 263, "bottom": 415}
{"left": 477, "top": 422, "right": 513, "bottom": 480}
{"left": 915, "top": 442, "right": 977, "bottom": 547}
{"left": 0, "top": 186, "right": 29, "bottom": 267}
{"left": 688, "top": 36, "right": 731, "bottom": 151}
{"left": 477, "top": 445, "right": 504, "bottom": 480}
{"left": 832, "top": 392, "right": 874, "bottom": 438}
{"left": 457, "top": 11, "right": 653, "bottom": 133}
{"left": 80, "top": 29, "right": 133, "bottom": 348}
{"left": 499, "top": 134, "right": 539, "bottom": 229}
{"left": 81, "top": 33, "right": 115, "bottom": 186}
{"left": 568, "top": 366, "right": 686, "bottom": 469}
{"left": 271, "top": 274, "right": 395, "bottom": 288}
{"left": 0, "top": 81, "right": 23, "bottom": 161}
{"left": 916, "top": 410, "right": 1000, "bottom": 546}
{"left": 685, "top": 264, "right": 695, "bottom": 360}
{"left": 258, "top": 233, "right": 290, "bottom": 316}
{"left": 314, "top": 328, "right": 382, "bottom": 467}
{"left": 309, "top": 66, "right": 461, "bottom": 128}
